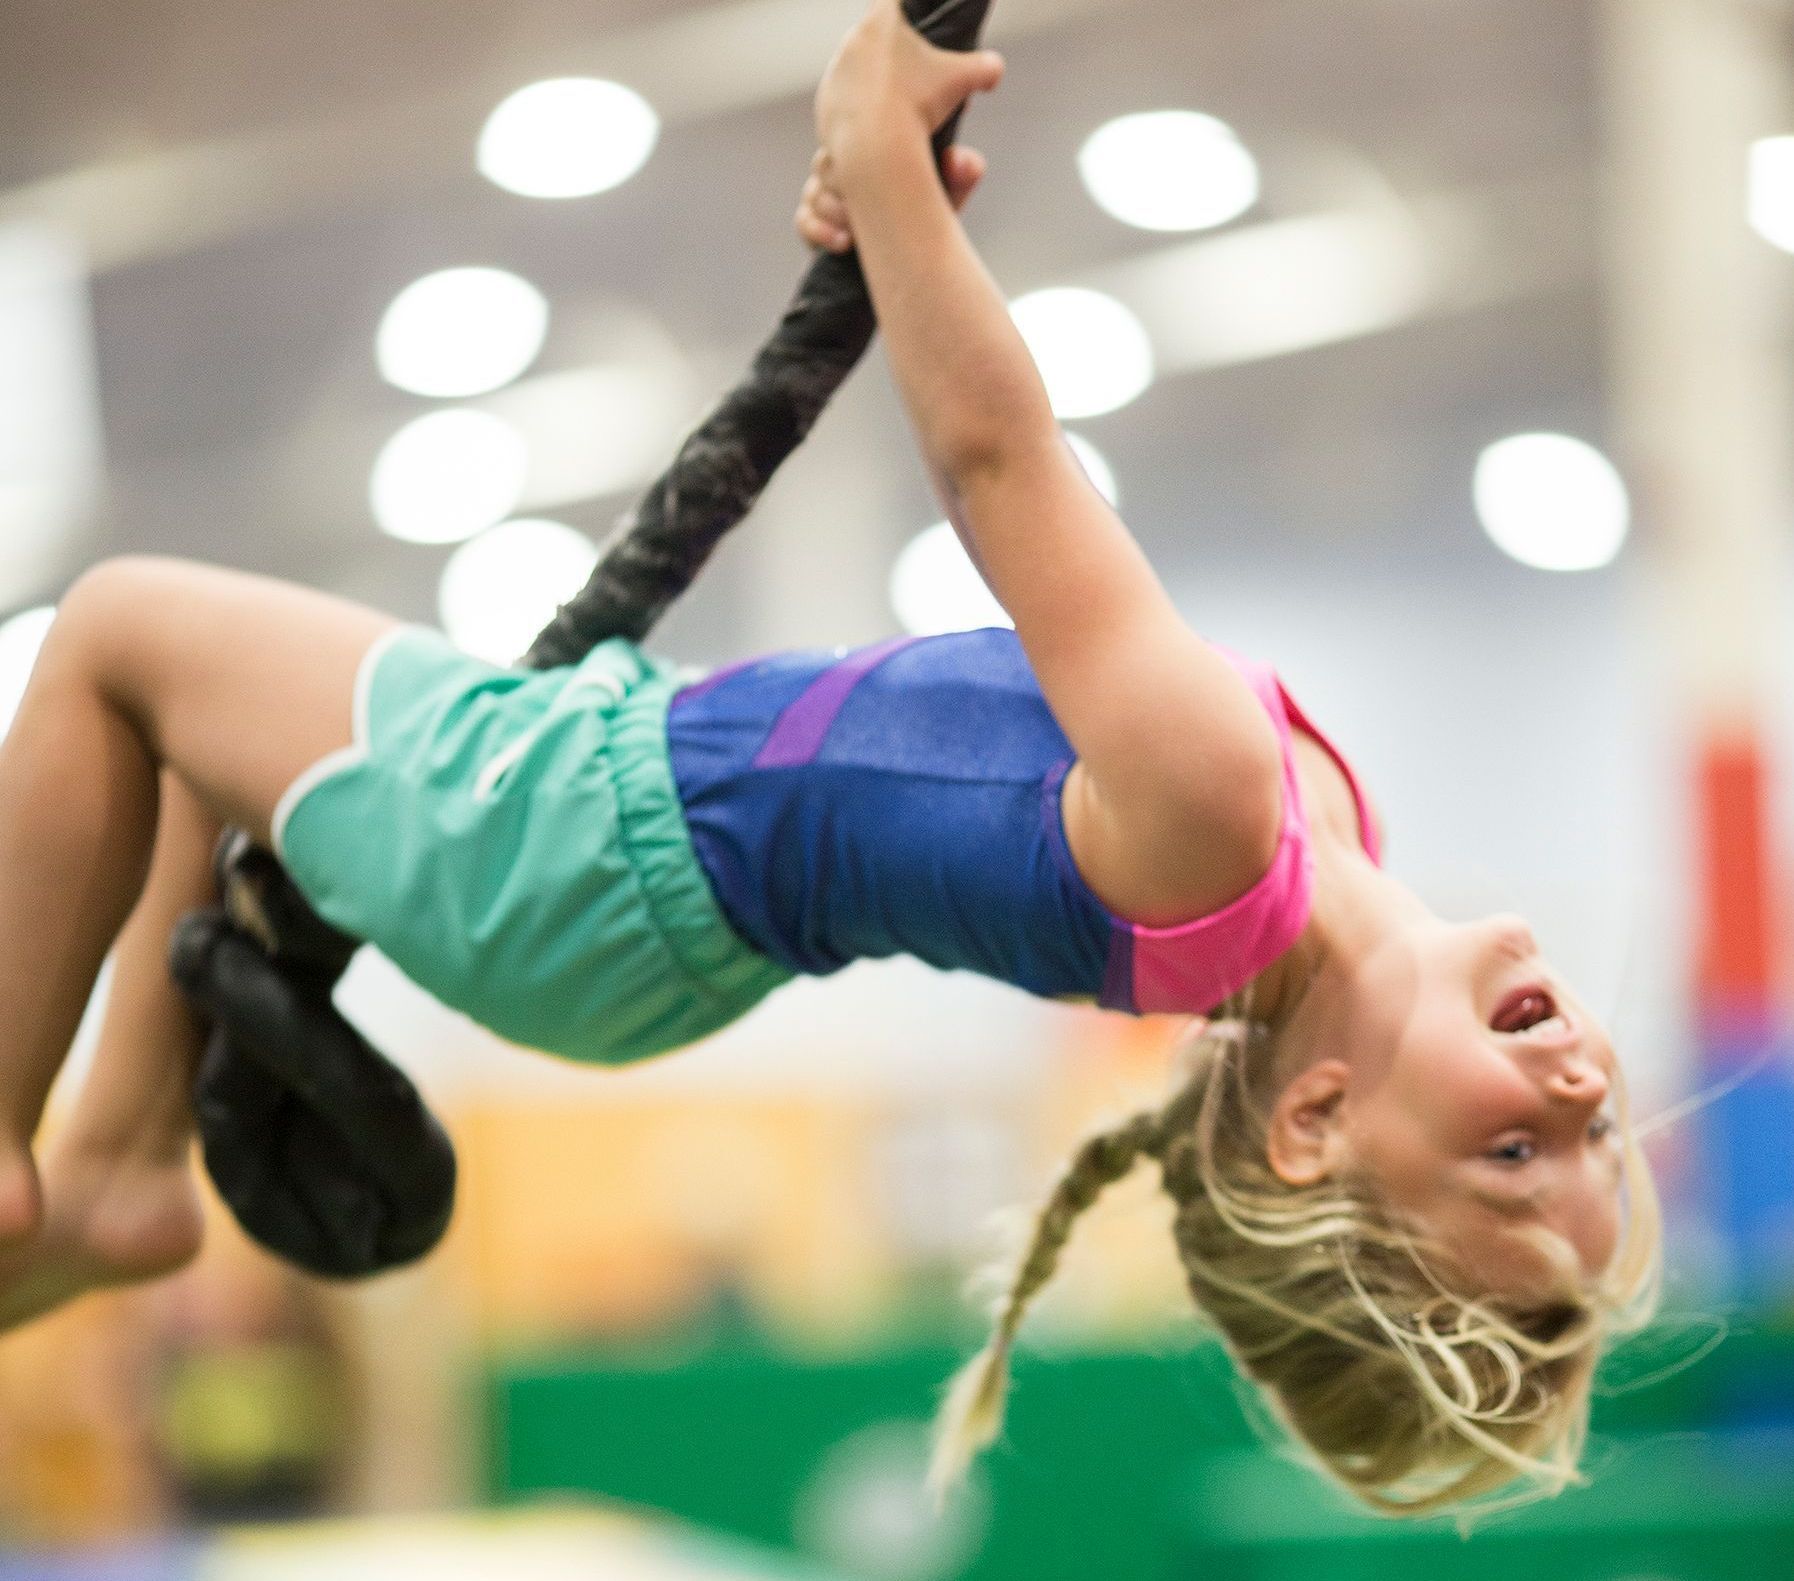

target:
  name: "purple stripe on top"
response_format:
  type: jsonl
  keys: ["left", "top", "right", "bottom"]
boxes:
{"left": 673, "top": 656, "right": 759, "bottom": 708}
{"left": 753, "top": 636, "right": 919, "bottom": 769}
{"left": 1101, "top": 923, "right": 1138, "bottom": 1014}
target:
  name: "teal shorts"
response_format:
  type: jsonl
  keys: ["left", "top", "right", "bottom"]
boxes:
{"left": 271, "top": 628, "right": 793, "bottom": 1066}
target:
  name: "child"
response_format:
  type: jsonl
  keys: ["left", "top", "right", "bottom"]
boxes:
{"left": 0, "top": 0, "right": 1657, "bottom": 1518}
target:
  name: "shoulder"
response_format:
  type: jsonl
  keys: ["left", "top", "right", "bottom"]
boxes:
{"left": 1060, "top": 728, "right": 1286, "bottom": 928}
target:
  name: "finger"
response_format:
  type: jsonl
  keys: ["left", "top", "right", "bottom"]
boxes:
{"left": 945, "top": 158, "right": 983, "bottom": 213}
{"left": 920, "top": 48, "right": 1006, "bottom": 130}
{"left": 812, "top": 184, "right": 851, "bottom": 229}
{"left": 800, "top": 173, "right": 852, "bottom": 232}
{"left": 796, "top": 207, "right": 852, "bottom": 253}
{"left": 968, "top": 49, "right": 1005, "bottom": 93}
{"left": 942, "top": 48, "right": 1006, "bottom": 103}
{"left": 943, "top": 146, "right": 987, "bottom": 209}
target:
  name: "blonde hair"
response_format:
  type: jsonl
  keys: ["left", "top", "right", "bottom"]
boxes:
{"left": 928, "top": 997, "right": 1664, "bottom": 1522}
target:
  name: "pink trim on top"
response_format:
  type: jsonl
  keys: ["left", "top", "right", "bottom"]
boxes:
{"left": 1120, "top": 649, "right": 1380, "bottom": 1016}
{"left": 1274, "top": 682, "right": 1383, "bottom": 866}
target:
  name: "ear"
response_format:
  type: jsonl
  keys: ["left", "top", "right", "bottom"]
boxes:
{"left": 1265, "top": 1058, "right": 1351, "bottom": 1187}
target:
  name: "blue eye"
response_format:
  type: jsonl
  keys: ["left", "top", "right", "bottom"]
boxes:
{"left": 1589, "top": 1114, "right": 1616, "bottom": 1143}
{"left": 1491, "top": 1138, "right": 1536, "bottom": 1165}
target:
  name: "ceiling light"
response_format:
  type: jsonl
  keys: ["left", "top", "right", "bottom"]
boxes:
{"left": 891, "top": 522, "right": 1012, "bottom": 637}
{"left": 484, "top": 359, "right": 696, "bottom": 512}
{"left": 1749, "top": 136, "right": 1794, "bottom": 254}
{"left": 371, "top": 409, "right": 530, "bottom": 545}
{"left": 478, "top": 79, "right": 660, "bottom": 200}
{"left": 1009, "top": 288, "right": 1154, "bottom": 420}
{"left": 0, "top": 606, "right": 55, "bottom": 739}
{"left": 0, "top": 223, "right": 101, "bottom": 608}
{"left": 438, "top": 519, "right": 600, "bottom": 664}
{"left": 1473, "top": 433, "right": 1630, "bottom": 572}
{"left": 1063, "top": 431, "right": 1120, "bottom": 506}
{"left": 376, "top": 267, "right": 549, "bottom": 399}
{"left": 1078, "top": 111, "right": 1260, "bottom": 233}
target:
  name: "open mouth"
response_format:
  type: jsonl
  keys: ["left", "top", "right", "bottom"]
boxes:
{"left": 1490, "top": 984, "right": 1566, "bottom": 1036}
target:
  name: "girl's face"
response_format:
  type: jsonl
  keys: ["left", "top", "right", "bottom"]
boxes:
{"left": 1297, "top": 913, "right": 1624, "bottom": 1297}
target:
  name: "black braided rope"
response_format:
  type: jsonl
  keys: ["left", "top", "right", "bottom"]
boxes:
{"left": 527, "top": 0, "right": 995, "bottom": 665}
{"left": 177, "top": 0, "right": 999, "bottom": 1278}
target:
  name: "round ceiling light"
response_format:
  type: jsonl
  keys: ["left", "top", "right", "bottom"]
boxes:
{"left": 1078, "top": 110, "right": 1260, "bottom": 233}
{"left": 376, "top": 267, "right": 549, "bottom": 399}
{"left": 1749, "top": 135, "right": 1794, "bottom": 254}
{"left": 1009, "top": 288, "right": 1154, "bottom": 420}
{"left": 0, "top": 606, "right": 55, "bottom": 740}
{"left": 1063, "top": 431, "right": 1120, "bottom": 506}
{"left": 891, "top": 522, "right": 1012, "bottom": 637}
{"left": 478, "top": 78, "right": 660, "bottom": 200}
{"left": 1473, "top": 433, "right": 1630, "bottom": 572}
{"left": 371, "top": 409, "right": 530, "bottom": 545}
{"left": 439, "top": 518, "right": 600, "bottom": 663}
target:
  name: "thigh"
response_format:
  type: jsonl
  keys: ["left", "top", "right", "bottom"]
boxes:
{"left": 57, "top": 556, "right": 403, "bottom": 846}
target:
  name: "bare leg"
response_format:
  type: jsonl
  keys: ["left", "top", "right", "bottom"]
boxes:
{"left": 0, "top": 771, "right": 218, "bottom": 1326}
{"left": 0, "top": 555, "right": 398, "bottom": 1309}
{"left": 0, "top": 580, "right": 160, "bottom": 1240}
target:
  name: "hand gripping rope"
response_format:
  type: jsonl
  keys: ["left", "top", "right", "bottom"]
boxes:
{"left": 167, "top": 0, "right": 998, "bottom": 1279}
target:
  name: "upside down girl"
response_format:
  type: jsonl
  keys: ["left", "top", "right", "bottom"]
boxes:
{"left": 0, "top": 0, "right": 1658, "bottom": 1517}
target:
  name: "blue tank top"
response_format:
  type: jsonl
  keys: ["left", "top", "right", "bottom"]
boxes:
{"left": 663, "top": 627, "right": 1382, "bottom": 1015}
{"left": 665, "top": 629, "right": 1116, "bottom": 1001}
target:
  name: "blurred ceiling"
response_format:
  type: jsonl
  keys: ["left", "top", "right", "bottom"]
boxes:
{"left": 0, "top": 0, "right": 1606, "bottom": 652}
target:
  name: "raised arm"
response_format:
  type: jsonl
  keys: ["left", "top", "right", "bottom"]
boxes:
{"left": 812, "top": 1, "right": 1283, "bottom": 918}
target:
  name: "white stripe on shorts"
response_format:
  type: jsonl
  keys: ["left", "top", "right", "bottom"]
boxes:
{"left": 471, "top": 667, "right": 628, "bottom": 804}
{"left": 269, "top": 624, "right": 417, "bottom": 863}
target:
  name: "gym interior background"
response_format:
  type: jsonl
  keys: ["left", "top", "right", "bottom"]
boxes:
{"left": 4, "top": 0, "right": 1794, "bottom": 1576}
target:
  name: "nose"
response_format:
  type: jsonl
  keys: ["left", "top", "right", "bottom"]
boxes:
{"left": 1481, "top": 912, "right": 1540, "bottom": 960}
{"left": 1546, "top": 1051, "right": 1609, "bottom": 1108}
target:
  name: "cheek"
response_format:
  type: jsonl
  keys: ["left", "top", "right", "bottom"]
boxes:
{"left": 1585, "top": 1201, "right": 1622, "bottom": 1275}
{"left": 1570, "top": 1161, "right": 1626, "bottom": 1270}
{"left": 1366, "top": 1023, "right": 1526, "bottom": 1156}
{"left": 1339, "top": 1087, "right": 1440, "bottom": 1206}
{"left": 1375, "top": 1009, "right": 1481, "bottom": 1106}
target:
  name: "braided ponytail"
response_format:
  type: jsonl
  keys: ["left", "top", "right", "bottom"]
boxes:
{"left": 926, "top": 1105, "right": 1167, "bottom": 1499}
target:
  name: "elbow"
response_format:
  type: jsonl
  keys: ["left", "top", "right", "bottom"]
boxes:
{"left": 930, "top": 378, "right": 1061, "bottom": 489}
{"left": 937, "top": 417, "right": 1058, "bottom": 496}
{"left": 935, "top": 432, "right": 1012, "bottom": 492}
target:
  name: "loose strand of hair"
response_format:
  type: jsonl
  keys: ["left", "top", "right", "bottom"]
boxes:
{"left": 1335, "top": 1249, "right": 1590, "bottom": 1501}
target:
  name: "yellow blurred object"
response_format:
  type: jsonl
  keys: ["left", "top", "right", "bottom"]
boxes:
{"left": 157, "top": 1345, "right": 341, "bottom": 1483}
{"left": 0, "top": 1291, "right": 167, "bottom": 1542}
{"left": 449, "top": 1011, "right": 1200, "bottom": 1349}
{"left": 456, "top": 1097, "right": 893, "bottom": 1342}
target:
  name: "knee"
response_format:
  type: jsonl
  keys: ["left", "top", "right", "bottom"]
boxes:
{"left": 59, "top": 556, "right": 185, "bottom": 636}
{"left": 51, "top": 556, "right": 192, "bottom": 700}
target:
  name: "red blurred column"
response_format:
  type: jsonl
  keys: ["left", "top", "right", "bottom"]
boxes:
{"left": 1602, "top": 0, "right": 1794, "bottom": 1294}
